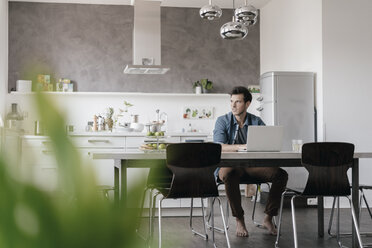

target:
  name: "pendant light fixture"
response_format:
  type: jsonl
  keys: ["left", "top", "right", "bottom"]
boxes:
{"left": 220, "top": 0, "right": 248, "bottom": 40}
{"left": 199, "top": 0, "right": 222, "bottom": 20}
{"left": 235, "top": 0, "right": 258, "bottom": 26}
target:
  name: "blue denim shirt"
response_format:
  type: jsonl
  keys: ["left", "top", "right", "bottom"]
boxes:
{"left": 213, "top": 112, "right": 265, "bottom": 178}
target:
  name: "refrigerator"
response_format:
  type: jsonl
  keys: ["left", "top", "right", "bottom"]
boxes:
{"left": 258, "top": 71, "right": 316, "bottom": 188}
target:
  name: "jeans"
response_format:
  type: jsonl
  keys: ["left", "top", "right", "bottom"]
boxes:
{"left": 218, "top": 167, "right": 288, "bottom": 218}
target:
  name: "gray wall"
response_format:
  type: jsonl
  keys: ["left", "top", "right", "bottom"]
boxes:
{"left": 8, "top": 2, "right": 260, "bottom": 93}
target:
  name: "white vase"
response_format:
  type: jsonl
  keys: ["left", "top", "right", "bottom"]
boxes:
{"left": 195, "top": 86, "right": 202, "bottom": 94}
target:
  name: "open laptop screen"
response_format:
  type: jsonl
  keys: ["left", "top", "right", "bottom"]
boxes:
{"left": 244, "top": 126, "right": 284, "bottom": 152}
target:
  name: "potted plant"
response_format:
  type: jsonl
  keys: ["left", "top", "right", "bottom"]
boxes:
{"left": 192, "top": 81, "right": 202, "bottom": 94}
{"left": 200, "top": 79, "right": 213, "bottom": 93}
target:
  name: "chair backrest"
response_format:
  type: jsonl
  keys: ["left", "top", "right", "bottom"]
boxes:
{"left": 165, "top": 143, "right": 221, "bottom": 198}
{"left": 301, "top": 142, "right": 354, "bottom": 196}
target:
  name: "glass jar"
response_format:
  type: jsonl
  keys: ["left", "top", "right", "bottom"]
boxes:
{"left": 6, "top": 103, "right": 22, "bottom": 130}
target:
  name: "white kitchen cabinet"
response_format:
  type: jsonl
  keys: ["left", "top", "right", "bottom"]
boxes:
{"left": 21, "top": 137, "right": 58, "bottom": 191}
{"left": 20, "top": 133, "right": 210, "bottom": 212}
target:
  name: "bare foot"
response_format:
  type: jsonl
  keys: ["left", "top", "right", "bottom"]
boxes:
{"left": 236, "top": 217, "right": 249, "bottom": 237}
{"left": 263, "top": 215, "right": 277, "bottom": 235}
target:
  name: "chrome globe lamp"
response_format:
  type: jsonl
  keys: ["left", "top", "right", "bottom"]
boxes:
{"left": 235, "top": 0, "right": 258, "bottom": 26}
{"left": 220, "top": 16, "right": 248, "bottom": 40}
{"left": 199, "top": 0, "right": 222, "bottom": 20}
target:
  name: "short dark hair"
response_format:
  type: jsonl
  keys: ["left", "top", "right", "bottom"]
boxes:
{"left": 230, "top": 86, "right": 252, "bottom": 103}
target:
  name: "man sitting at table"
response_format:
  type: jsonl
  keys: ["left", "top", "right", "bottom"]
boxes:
{"left": 213, "top": 86, "right": 288, "bottom": 237}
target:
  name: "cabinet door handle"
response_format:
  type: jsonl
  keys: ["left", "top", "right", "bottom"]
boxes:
{"left": 88, "top": 139, "right": 110, "bottom": 143}
{"left": 256, "top": 106, "right": 263, "bottom": 112}
{"left": 256, "top": 96, "right": 263, "bottom": 101}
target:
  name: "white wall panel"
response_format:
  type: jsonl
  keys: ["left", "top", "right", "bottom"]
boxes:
{"left": 260, "top": 0, "right": 323, "bottom": 142}
{"left": 323, "top": 0, "right": 372, "bottom": 207}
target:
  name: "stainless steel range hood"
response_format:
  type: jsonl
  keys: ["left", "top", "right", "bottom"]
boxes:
{"left": 124, "top": 0, "right": 169, "bottom": 74}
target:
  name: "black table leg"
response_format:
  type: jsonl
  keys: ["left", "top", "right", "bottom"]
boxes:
{"left": 352, "top": 158, "right": 359, "bottom": 247}
{"left": 318, "top": 196, "right": 324, "bottom": 237}
{"left": 121, "top": 159, "right": 127, "bottom": 208}
{"left": 114, "top": 159, "right": 120, "bottom": 205}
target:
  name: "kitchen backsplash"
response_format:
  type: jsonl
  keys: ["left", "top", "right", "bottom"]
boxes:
{"left": 5, "top": 92, "right": 260, "bottom": 135}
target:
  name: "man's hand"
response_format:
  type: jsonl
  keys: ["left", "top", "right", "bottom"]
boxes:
{"left": 221, "top": 144, "right": 246, "bottom": 152}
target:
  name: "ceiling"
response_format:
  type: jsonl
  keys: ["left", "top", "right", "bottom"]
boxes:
{"left": 9, "top": 0, "right": 272, "bottom": 9}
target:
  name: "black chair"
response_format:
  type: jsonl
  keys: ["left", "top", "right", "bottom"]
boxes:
{"left": 275, "top": 142, "right": 363, "bottom": 248}
{"left": 149, "top": 143, "right": 230, "bottom": 248}
{"left": 328, "top": 185, "right": 372, "bottom": 247}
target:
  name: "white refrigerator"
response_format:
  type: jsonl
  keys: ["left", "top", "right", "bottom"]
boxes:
{"left": 258, "top": 71, "right": 316, "bottom": 188}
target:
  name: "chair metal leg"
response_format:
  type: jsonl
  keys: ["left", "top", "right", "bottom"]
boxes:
{"left": 158, "top": 197, "right": 163, "bottom": 248}
{"left": 211, "top": 198, "right": 216, "bottom": 248}
{"left": 189, "top": 198, "right": 208, "bottom": 240}
{"left": 361, "top": 189, "right": 372, "bottom": 219}
{"left": 201, "top": 198, "right": 209, "bottom": 239}
{"left": 136, "top": 187, "right": 148, "bottom": 232}
{"left": 148, "top": 188, "right": 154, "bottom": 244}
{"left": 252, "top": 183, "right": 274, "bottom": 227}
{"left": 336, "top": 196, "right": 342, "bottom": 248}
{"left": 347, "top": 196, "right": 364, "bottom": 248}
{"left": 215, "top": 197, "right": 231, "bottom": 248}
{"left": 328, "top": 196, "right": 337, "bottom": 237}
{"left": 275, "top": 190, "right": 292, "bottom": 248}
{"left": 252, "top": 183, "right": 260, "bottom": 226}
{"left": 291, "top": 195, "right": 299, "bottom": 248}
{"left": 206, "top": 197, "right": 226, "bottom": 233}
{"left": 328, "top": 194, "right": 372, "bottom": 242}
{"left": 359, "top": 191, "right": 364, "bottom": 224}
{"left": 149, "top": 191, "right": 161, "bottom": 248}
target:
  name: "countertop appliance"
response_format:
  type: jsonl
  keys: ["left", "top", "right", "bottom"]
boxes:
{"left": 259, "top": 71, "right": 316, "bottom": 188}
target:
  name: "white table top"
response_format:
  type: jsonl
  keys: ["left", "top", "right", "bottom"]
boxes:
{"left": 92, "top": 150, "right": 372, "bottom": 160}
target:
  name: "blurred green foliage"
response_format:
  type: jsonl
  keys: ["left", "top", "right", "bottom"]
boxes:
{"left": 0, "top": 93, "right": 146, "bottom": 248}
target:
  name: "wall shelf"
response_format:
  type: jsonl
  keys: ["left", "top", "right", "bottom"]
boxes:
{"left": 8, "top": 92, "right": 230, "bottom": 97}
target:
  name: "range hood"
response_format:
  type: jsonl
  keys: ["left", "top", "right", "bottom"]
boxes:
{"left": 124, "top": 0, "right": 170, "bottom": 74}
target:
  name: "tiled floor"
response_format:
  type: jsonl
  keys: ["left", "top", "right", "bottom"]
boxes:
{"left": 137, "top": 196, "right": 372, "bottom": 248}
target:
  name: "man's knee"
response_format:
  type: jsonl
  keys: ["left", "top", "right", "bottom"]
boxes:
{"left": 275, "top": 168, "right": 288, "bottom": 183}
{"left": 219, "top": 168, "right": 240, "bottom": 183}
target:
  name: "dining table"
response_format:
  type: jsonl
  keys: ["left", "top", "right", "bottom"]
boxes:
{"left": 92, "top": 150, "right": 372, "bottom": 247}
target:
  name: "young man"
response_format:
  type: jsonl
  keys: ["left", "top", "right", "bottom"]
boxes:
{"left": 213, "top": 86, "right": 288, "bottom": 237}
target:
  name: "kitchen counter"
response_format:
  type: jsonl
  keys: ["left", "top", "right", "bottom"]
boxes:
{"left": 22, "top": 131, "right": 212, "bottom": 139}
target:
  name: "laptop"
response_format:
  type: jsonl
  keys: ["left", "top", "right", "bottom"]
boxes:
{"left": 238, "top": 126, "right": 284, "bottom": 152}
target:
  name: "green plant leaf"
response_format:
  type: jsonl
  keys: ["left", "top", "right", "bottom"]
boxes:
{"left": 0, "top": 92, "right": 151, "bottom": 248}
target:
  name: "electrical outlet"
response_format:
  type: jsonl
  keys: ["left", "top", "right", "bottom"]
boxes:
{"left": 307, "top": 198, "right": 318, "bottom": 205}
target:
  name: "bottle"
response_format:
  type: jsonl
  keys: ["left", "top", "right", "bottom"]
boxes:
{"left": 93, "top": 115, "right": 98, "bottom": 131}
{"left": 187, "top": 123, "right": 192, "bottom": 132}
{"left": 6, "top": 103, "right": 22, "bottom": 130}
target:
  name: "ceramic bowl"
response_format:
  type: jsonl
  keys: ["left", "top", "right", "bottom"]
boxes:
{"left": 130, "top": 123, "right": 144, "bottom": 132}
